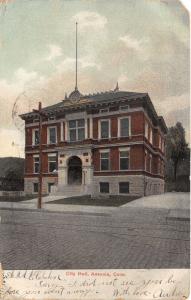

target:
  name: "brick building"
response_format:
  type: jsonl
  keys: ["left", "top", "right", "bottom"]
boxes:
{"left": 20, "top": 83, "right": 167, "bottom": 197}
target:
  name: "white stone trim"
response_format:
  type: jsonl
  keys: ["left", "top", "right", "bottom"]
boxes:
{"left": 65, "top": 111, "right": 87, "bottom": 120}
{"left": 48, "top": 153, "right": 57, "bottom": 157}
{"left": 60, "top": 122, "right": 64, "bottom": 142}
{"left": 89, "top": 116, "right": 93, "bottom": 139}
{"left": 99, "top": 148, "right": 110, "bottom": 153}
{"left": 65, "top": 121, "right": 68, "bottom": 141}
{"left": 85, "top": 118, "right": 88, "bottom": 139}
{"left": 118, "top": 146, "right": 130, "bottom": 151}
{"left": 145, "top": 119, "right": 149, "bottom": 139}
{"left": 25, "top": 108, "right": 145, "bottom": 128}
{"left": 93, "top": 107, "right": 144, "bottom": 118}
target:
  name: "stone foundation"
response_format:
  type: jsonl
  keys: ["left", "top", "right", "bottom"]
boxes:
{"left": 24, "top": 175, "right": 164, "bottom": 197}
{"left": 92, "top": 175, "right": 164, "bottom": 197}
{"left": 24, "top": 177, "right": 58, "bottom": 195}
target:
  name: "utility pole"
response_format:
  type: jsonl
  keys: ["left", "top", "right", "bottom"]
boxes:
{"left": 33, "top": 102, "right": 43, "bottom": 209}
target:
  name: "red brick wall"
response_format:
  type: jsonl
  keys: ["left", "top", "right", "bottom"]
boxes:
{"left": 130, "top": 145, "right": 144, "bottom": 170}
{"left": 26, "top": 123, "right": 61, "bottom": 146}
{"left": 92, "top": 111, "right": 145, "bottom": 139}
{"left": 92, "top": 145, "right": 144, "bottom": 172}
{"left": 110, "top": 147, "right": 119, "bottom": 170}
{"left": 131, "top": 112, "right": 144, "bottom": 135}
{"left": 93, "top": 118, "right": 98, "bottom": 139}
{"left": 92, "top": 149, "right": 100, "bottom": 171}
{"left": 110, "top": 116, "right": 118, "bottom": 137}
{"left": 25, "top": 154, "right": 33, "bottom": 173}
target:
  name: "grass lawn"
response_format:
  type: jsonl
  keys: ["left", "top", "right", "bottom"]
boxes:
{"left": 0, "top": 195, "right": 36, "bottom": 202}
{"left": 47, "top": 195, "right": 140, "bottom": 207}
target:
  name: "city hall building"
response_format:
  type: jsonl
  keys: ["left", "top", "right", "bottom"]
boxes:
{"left": 20, "top": 84, "right": 167, "bottom": 198}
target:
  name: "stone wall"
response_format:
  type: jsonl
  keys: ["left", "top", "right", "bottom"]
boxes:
{"left": 92, "top": 175, "right": 164, "bottom": 197}
{"left": 24, "top": 177, "right": 58, "bottom": 194}
{"left": 144, "top": 176, "right": 164, "bottom": 196}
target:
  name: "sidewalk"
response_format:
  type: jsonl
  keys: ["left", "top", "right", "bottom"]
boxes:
{"left": 0, "top": 199, "right": 116, "bottom": 215}
{"left": 0, "top": 192, "right": 189, "bottom": 219}
{"left": 121, "top": 192, "right": 190, "bottom": 210}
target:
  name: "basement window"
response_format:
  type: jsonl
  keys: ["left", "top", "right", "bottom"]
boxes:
{"left": 119, "top": 182, "right": 129, "bottom": 194}
{"left": 48, "top": 183, "right": 54, "bottom": 193}
{"left": 100, "top": 182, "right": 109, "bottom": 193}
{"left": 33, "top": 183, "right": 39, "bottom": 193}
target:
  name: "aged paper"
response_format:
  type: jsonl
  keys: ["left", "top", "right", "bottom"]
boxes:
{"left": 0, "top": 269, "right": 190, "bottom": 299}
{"left": 0, "top": 0, "right": 190, "bottom": 299}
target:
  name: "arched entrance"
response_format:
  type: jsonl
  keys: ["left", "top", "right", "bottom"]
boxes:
{"left": 68, "top": 156, "right": 82, "bottom": 185}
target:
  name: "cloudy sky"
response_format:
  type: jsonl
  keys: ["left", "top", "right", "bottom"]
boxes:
{"left": 0, "top": 0, "right": 189, "bottom": 157}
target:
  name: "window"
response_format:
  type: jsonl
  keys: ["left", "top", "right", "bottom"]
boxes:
{"left": 119, "top": 117, "right": 130, "bottom": 137}
{"left": 48, "top": 127, "right": 57, "bottom": 144}
{"left": 149, "top": 154, "right": 152, "bottom": 173}
{"left": 158, "top": 159, "right": 161, "bottom": 174}
{"left": 100, "top": 108, "right": 109, "bottom": 113}
{"left": 48, "top": 182, "right": 54, "bottom": 193}
{"left": 161, "top": 140, "right": 164, "bottom": 152}
{"left": 33, "top": 182, "right": 39, "bottom": 193}
{"left": 33, "top": 156, "right": 39, "bottom": 173}
{"left": 33, "top": 118, "right": 39, "bottom": 123}
{"left": 119, "top": 182, "right": 129, "bottom": 194}
{"left": 33, "top": 129, "right": 39, "bottom": 145}
{"left": 145, "top": 150, "right": 147, "bottom": 171}
{"left": 69, "top": 119, "right": 85, "bottom": 141}
{"left": 100, "top": 120, "right": 110, "bottom": 139}
{"left": 119, "top": 150, "right": 129, "bottom": 170}
{"left": 48, "top": 155, "right": 57, "bottom": 173}
{"left": 149, "top": 128, "right": 153, "bottom": 144}
{"left": 119, "top": 105, "right": 129, "bottom": 111}
{"left": 100, "top": 151, "right": 109, "bottom": 170}
{"left": 48, "top": 116, "right": 55, "bottom": 121}
{"left": 145, "top": 121, "right": 149, "bottom": 139}
{"left": 100, "top": 182, "right": 109, "bottom": 193}
{"left": 158, "top": 135, "right": 162, "bottom": 149}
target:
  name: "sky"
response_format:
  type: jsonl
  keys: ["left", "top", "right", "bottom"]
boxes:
{"left": 0, "top": 0, "right": 189, "bottom": 157}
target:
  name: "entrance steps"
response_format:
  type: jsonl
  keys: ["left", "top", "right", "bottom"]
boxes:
{"left": 51, "top": 184, "right": 87, "bottom": 197}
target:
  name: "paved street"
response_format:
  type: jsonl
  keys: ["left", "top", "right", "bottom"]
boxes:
{"left": 0, "top": 195, "right": 189, "bottom": 269}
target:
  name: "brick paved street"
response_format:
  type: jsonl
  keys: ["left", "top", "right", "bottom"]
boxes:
{"left": 0, "top": 205, "right": 189, "bottom": 269}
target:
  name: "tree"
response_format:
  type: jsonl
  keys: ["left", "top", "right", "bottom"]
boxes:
{"left": 165, "top": 122, "right": 189, "bottom": 181}
{"left": 2, "top": 169, "right": 24, "bottom": 191}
